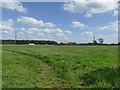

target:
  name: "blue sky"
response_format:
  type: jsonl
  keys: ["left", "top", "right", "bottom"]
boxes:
{"left": 1, "top": 0, "right": 119, "bottom": 43}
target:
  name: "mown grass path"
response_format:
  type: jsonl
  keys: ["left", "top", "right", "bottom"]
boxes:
{"left": 2, "top": 50, "right": 62, "bottom": 88}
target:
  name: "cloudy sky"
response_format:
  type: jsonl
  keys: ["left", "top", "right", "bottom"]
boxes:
{"left": 1, "top": 0, "right": 119, "bottom": 43}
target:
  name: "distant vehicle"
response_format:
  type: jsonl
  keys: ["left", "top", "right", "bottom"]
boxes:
{"left": 28, "top": 43, "right": 35, "bottom": 46}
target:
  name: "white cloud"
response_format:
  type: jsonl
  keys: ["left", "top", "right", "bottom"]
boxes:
{"left": 2, "top": 19, "right": 14, "bottom": 26}
{"left": 95, "top": 34, "right": 118, "bottom": 44}
{"left": 1, "top": 0, "right": 27, "bottom": 13}
{"left": 113, "top": 10, "right": 118, "bottom": 16}
{"left": 17, "top": 27, "right": 68, "bottom": 40}
{"left": 20, "top": 28, "right": 26, "bottom": 31}
{"left": 1, "top": 20, "right": 68, "bottom": 40}
{"left": 70, "top": 20, "right": 118, "bottom": 32}
{"left": 0, "top": 19, "right": 14, "bottom": 31}
{"left": 96, "top": 20, "right": 118, "bottom": 32}
{"left": 17, "top": 16, "right": 55, "bottom": 28}
{"left": 0, "top": 19, "right": 15, "bottom": 39}
{"left": 80, "top": 31, "right": 93, "bottom": 36}
{"left": 63, "top": 0, "right": 118, "bottom": 18}
{"left": 3, "top": 30, "right": 9, "bottom": 34}
{"left": 44, "top": 23, "right": 55, "bottom": 28}
{"left": 79, "top": 32, "right": 118, "bottom": 44}
{"left": 65, "top": 30, "right": 72, "bottom": 34}
{"left": 70, "top": 21, "right": 88, "bottom": 28}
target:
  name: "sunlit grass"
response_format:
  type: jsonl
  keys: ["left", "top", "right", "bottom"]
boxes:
{"left": 2, "top": 45, "right": 119, "bottom": 88}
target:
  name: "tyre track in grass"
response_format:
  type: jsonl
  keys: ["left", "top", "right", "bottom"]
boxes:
{"left": 2, "top": 49, "right": 63, "bottom": 88}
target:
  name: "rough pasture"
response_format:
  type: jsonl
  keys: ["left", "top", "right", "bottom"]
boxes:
{"left": 2, "top": 45, "right": 119, "bottom": 88}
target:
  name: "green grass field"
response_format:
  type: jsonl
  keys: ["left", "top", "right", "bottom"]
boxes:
{"left": 2, "top": 45, "right": 119, "bottom": 88}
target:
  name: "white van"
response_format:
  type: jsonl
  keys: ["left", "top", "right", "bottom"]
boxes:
{"left": 28, "top": 43, "right": 35, "bottom": 46}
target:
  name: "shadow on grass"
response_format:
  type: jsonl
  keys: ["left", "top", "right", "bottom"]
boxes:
{"left": 79, "top": 67, "right": 120, "bottom": 88}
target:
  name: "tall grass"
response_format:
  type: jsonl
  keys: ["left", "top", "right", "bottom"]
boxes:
{"left": 2, "top": 45, "right": 119, "bottom": 88}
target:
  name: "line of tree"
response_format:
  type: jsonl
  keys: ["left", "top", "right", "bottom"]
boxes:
{"left": 59, "top": 42, "right": 119, "bottom": 45}
{"left": 1, "top": 40, "right": 58, "bottom": 45}
{"left": 1, "top": 39, "right": 119, "bottom": 45}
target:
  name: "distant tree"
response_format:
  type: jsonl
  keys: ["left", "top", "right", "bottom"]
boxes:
{"left": 71, "top": 42, "right": 77, "bottom": 45}
{"left": 93, "top": 40, "right": 97, "bottom": 45}
{"left": 2, "top": 40, "right": 58, "bottom": 45}
{"left": 98, "top": 38, "right": 104, "bottom": 44}
{"left": 59, "top": 42, "right": 65, "bottom": 45}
